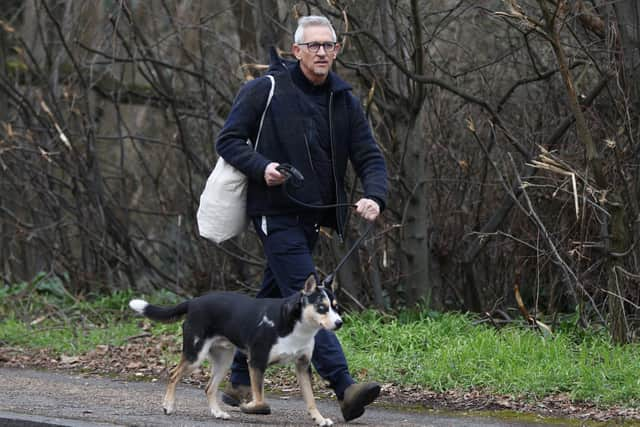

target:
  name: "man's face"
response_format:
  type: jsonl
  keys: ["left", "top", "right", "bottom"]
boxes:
{"left": 293, "top": 25, "right": 339, "bottom": 85}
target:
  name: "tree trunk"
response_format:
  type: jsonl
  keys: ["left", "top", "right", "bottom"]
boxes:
{"left": 607, "top": 0, "right": 640, "bottom": 343}
{"left": 400, "top": 98, "right": 443, "bottom": 310}
{"left": 0, "top": 27, "right": 9, "bottom": 282}
{"left": 257, "top": 0, "right": 282, "bottom": 60}
{"left": 613, "top": 1, "right": 640, "bottom": 105}
{"left": 542, "top": 0, "right": 629, "bottom": 342}
{"left": 232, "top": 0, "right": 257, "bottom": 63}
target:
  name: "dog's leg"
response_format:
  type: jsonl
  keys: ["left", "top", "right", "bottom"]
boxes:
{"left": 163, "top": 356, "right": 196, "bottom": 415}
{"left": 295, "top": 357, "right": 333, "bottom": 426}
{"left": 205, "top": 346, "right": 235, "bottom": 419}
{"left": 239, "top": 365, "right": 271, "bottom": 415}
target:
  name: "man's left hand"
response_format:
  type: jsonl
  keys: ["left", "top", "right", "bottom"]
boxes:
{"left": 355, "top": 198, "right": 380, "bottom": 222}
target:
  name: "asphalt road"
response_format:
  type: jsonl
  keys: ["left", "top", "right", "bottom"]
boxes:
{"left": 0, "top": 368, "right": 572, "bottom": 426}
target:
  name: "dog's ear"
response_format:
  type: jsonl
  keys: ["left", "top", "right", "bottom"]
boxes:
{"left": 303, "top": 274, "right": 317, "bottom": 295}
{"left": 331, "top": 278, "right": 338, "bottom": 295}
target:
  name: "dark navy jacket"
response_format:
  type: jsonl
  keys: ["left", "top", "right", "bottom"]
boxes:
{"left": 216, "top": 49, "right": 387, "bottom": 237}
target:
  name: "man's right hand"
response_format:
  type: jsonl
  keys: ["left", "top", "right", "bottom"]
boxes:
{"left": 264, "top": 162, "right": 287, "bottom": 186}
{"left": 355, "top": 198, "right": 380, "bottom": 222}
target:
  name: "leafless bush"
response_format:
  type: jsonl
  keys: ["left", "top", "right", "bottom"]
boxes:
{"left": 1, "top": 0, "right": 639, "bottom": 341}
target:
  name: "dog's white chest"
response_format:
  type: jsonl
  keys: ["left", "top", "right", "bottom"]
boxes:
{"left": 268, "top": 326, "right": 315, "bottom": 365}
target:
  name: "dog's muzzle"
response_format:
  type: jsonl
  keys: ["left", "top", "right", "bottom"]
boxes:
{"left": 325, "top": 310, "right": 343, "bottom": 331}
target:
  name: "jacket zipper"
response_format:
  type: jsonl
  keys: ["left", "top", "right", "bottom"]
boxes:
{"left": 303, "top": 134, "right": 316, "bottom": 174}
{"left": 328, "top": 91, "right": 344, "bottom": 242}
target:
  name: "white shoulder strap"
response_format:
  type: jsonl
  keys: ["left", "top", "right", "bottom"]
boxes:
{"left": 253, "top": 75, "right": 275, "bottom": 151}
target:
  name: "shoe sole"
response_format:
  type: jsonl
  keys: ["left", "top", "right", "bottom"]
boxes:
{"left": 240, "top": 404, "right": 272, "bottom": 415}
{"left": 342, "top": 384, "right": 381, "bottom": 422}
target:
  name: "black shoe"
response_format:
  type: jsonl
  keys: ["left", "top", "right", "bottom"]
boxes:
{"left": 339, "top": 382, "right": 381, "bottom": 422}
{"left": 221, "top": 383, "right": 251, "bottom": 407}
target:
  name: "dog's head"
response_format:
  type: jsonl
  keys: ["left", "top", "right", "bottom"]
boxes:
{"left": 300, "top": 274, "right": 343, "bottom": 331}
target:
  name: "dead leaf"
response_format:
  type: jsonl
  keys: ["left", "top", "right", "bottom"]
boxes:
{"left": 60, "top": 355, "right": 80, "bottom": 365}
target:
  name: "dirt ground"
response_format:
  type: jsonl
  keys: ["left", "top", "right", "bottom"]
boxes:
{"left": 0, "top": 335, "right": 638, "bottom": 425}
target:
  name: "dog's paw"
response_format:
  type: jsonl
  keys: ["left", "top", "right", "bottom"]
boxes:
{"left": 211, "top": 408, "right": 231, "bottom": 419}
{"left": 315, "top": 417, "right": 333, "bottom": 426}
{"left": 162, "top": 400, "right": 176, "bottom": 415}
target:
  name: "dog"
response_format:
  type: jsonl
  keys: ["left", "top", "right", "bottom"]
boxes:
{"left": 129, "top": 274, "right": 341, "bottom": 426}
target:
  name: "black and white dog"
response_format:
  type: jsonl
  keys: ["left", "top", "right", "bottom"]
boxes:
{"left": 129, "top": 274, "right": 341, "bottom": 426}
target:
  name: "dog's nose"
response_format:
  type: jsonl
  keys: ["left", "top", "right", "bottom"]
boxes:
{"left": 334, "top": 319, "right": 343, "bottom": 330}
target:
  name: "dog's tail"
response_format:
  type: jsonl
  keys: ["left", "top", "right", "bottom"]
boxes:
{"left": 129, "top": 299, "right": 189, "bottom": 322}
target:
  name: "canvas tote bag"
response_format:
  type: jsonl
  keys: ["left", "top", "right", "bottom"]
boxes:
{"left": 197, "top": 75, "right": 275, "bottom": 243}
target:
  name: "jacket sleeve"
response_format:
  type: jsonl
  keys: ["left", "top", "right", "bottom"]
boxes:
{"left": 347, "top": 94, "right": 388, "bottom": 211}
{"left": 215, "top": 76, "right": 273, "bottom": 182}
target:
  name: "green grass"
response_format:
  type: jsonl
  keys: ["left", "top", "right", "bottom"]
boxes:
{"left": 1, "top": 276, "right": 639, "bottom": 407}
{"left": 1, "top": 316, "right": 142, "bottom": 354}
{"left": 0, "top": 274, "right": 181, "bottom": 354}
{"left": 339, "top": 311, "right": 640, "bottom": 406}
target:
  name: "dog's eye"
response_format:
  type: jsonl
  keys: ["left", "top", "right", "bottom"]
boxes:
{"left": 317, "top": 304, "right": 328, "bottom": 314}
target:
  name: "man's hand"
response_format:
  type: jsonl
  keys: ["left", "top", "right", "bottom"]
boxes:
{"left": 355, "top": 198, "right": 380, "bottom": 222}
{"left": 264, "top": 162, "right": 287, "bottom": 186}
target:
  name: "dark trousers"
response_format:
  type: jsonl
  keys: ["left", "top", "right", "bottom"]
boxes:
{"left": 229, "top": 214, "right": 354, "bottom": 399}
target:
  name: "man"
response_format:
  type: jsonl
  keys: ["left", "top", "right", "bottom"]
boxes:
{"left": 216, "top": 15, "right": 387, "bottom": 422}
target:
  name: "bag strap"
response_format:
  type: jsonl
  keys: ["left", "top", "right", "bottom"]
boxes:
{"left": 253, "top": 75, "right": 275, "bottom": 151}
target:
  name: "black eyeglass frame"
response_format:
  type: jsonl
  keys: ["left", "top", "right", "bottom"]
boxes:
{"left": 296, "top": 41, "right": 339, "bottom": 52}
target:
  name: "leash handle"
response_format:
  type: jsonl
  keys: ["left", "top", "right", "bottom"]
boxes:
{"left": 275, "top": 163, "right": 304, "bottom": 185}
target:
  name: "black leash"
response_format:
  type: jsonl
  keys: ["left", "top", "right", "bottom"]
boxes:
{"left": 320, "top": 221, "right": 374, "bottom": 289}
{"left": 275, "top": 163, "right": 374, "bottom": 289}
{"left": 275, "top": 164, "right": 357, "bottom": 209}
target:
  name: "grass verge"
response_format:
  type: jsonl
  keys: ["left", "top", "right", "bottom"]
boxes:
{"left": 341, "top": 311, "right": 640, "bottom": 406}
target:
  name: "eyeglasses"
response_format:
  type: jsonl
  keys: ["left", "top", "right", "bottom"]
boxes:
{"left": 297, "top": 41, "right": 338, "bottom": 52}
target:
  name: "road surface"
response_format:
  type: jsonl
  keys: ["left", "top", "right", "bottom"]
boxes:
{"left": 0, "top": 368, "right": 572, "bottom": 426}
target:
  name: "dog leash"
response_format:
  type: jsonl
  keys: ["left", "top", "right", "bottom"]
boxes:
{"left": 320, "top": 221, "right": 374, "bottom": 289}
{"left": 275, "top": 164, "right": 357, "bottom": 209}
{"left": 275, "top": 163, "right": 375, "bottom": 289}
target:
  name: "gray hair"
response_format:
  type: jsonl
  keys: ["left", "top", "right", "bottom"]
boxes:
{"left": 294, "top": 16, "right": 337, "bottom": 43}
